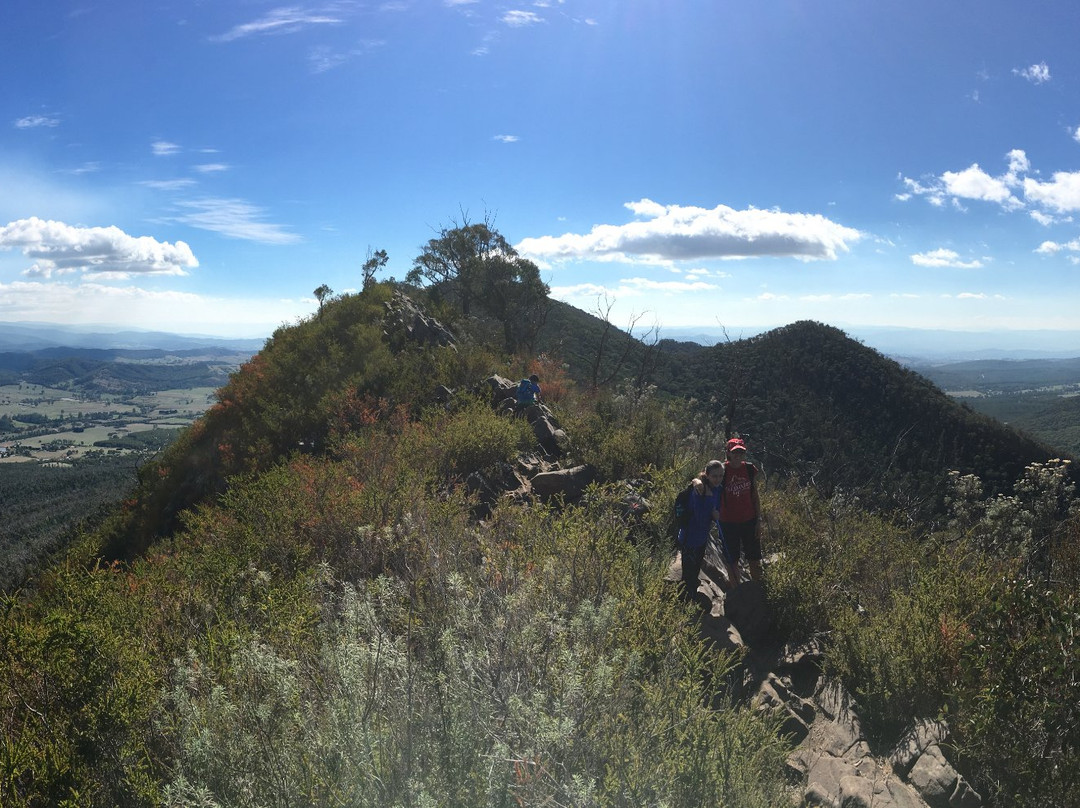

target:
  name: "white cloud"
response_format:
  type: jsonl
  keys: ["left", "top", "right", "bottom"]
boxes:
{"left": 0, "top": 217, "right": 198, "bottom": 279}
{"left": 1005, "top": 149, "right": 1030, "bottom": 183}
{"left": 194, "top": 163, "right": 229, "bottom": 173}
{"left": 211, "top": 6, "right": 347, "bottom": 42}
{"left": 1014, "top": 62, "right": 1051, "bottom": 84}
{"left": 516, "top": 199, "right": 863, "bottom": 264}
{"left": 493, "top": 134, "right": 519, "bottom": 143}
{"left": 941, "top": 164, "right": 1020, "bottom": 207}
{"left": 152, "top": 140, "right": 181, "bottom": 156}
{"left": 902, "top": 150, "right": 1028, "bottom": 210}
{"left": 170, "top": 198, "right": 302, "bottom": 244}
{"left": 503, "top": 10, "right": 543, "bottom": 26}
{"left": 66, "top": 162, "right": 101, "bottom": 175}
{"left": 910, "top": 248, "right": 984, "bottom": 269}
{"left": 15, "top": 115, "right": 60, "bottom": 129}
{"left": 141, "top": 179, "right": 198, "bottom": 191}
{"left": 1074, "top": 125, "right": 1080, "bottom": 144}
{"left": 1023, "top": 171, "right": 1080, "bottom": 213}
{"left": 1035, "top": 238, "right": 1080, "bottom": 255}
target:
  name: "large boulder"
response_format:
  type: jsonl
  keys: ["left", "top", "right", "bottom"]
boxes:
{"left": 482, "top": 374, "right": 517, "bottom": 407}
{"left": 530, "top": 465, "right": 595, "bottom": 500}
{"left": 908, "top": 744, "right": 981, "bottom": 808}
{"left": 531, "top": 412, "right": 569, "bottom": 456}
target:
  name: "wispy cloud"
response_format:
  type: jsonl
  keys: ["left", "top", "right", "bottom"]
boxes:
{"left": 194, "top": 163, "right": 229, "bottom": 173}
{"left": 493, "top": 134, "right": 519, "bottom": 143}
{"left": 1035, "top": 238, "right": 1080, "bottom": 256}
{"left": 211, "top": 6, "right": 348, "bottom": 43}
{"left": 517, "top": 198, "right": 863, "bottom": 265}
{"left": 309, "top": 40, "right": 385, "bottom": 73}
{"left": 910, "top": 248, "right": 984, "bottom": 269}
{"left": 141, "top": 178, "right": 199, "bottom": 191}
{"left": 171, "top": 198, "right": 301, "bottom": 244}
{"left": 0, "top": 217, "right": 197, "bottom": 279}
{"left": 65, "top": 162, "right": 102, "bottom": 175}
{"left": 152, "top": 140, "right": 181, "bottom": 156}
{"left": 503, "top": 10, "right": 544, "bottom": 26}
{"left": 1014, "top": 62, "right": 1051, "bottom": 84}
{"left": 15, "top": 115, "right": 60, "bottom": 129}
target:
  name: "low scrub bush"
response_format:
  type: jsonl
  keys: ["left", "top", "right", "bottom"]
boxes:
{"left": 154, "top": 486, "right": 791, "bottom": 808}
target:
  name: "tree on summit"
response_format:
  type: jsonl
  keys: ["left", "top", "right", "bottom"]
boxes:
{"left": 313, "top": 284, "right": 333, "bottom": 313}
{"left": 407, "top": 213, "right": 511, "bottom": 317}
{"left": 407, "top": 213, "right": 550, "bottom": 353}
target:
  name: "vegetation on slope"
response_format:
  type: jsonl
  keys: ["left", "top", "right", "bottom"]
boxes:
{"left": 667, "top": 321, "right": 1063, "bottom": 518}
{"left": 0, "top": 301, "right": 792, "bottom": 804}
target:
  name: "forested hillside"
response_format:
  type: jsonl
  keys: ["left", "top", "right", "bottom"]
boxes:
{"left": 666, "top": 321, "right": 1063, "bottom": 518}
{"left": 3, "top": 262, "right": 1079, "bottom": 807}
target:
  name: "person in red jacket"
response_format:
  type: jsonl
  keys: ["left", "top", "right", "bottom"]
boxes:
{"left": 717, "top": 437, "right": 763, "bottom": 587}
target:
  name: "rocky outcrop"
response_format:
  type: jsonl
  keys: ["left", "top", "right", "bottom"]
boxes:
{"left": 384, "top": 291, "right": 456, "bottom": 349}
{"left": 667, "top": 553, "right": 984, "bottom": 808}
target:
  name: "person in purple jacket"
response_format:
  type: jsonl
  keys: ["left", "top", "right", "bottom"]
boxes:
{"left": 676, "top": 459, "right": 723, "bottom": 604}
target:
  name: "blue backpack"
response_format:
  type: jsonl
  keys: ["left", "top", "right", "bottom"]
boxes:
{"left": 516, "top": 378, "right": 536, "bottom": 405}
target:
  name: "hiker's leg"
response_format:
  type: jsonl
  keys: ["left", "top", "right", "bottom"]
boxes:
{"left": 680, "top": 544, "right": 704, "bottom": 600}
{"left": 744, "top": 519, "right": 764, "bottom": 582}
{"left": 717, "top": 523, "right": 741, "bottom": 590}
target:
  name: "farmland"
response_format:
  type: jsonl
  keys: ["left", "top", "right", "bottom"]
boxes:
{"left": 0, "top": 384, "right": 218, "bottom": 463}
{"left": 0, "top": 344, "right": 251, "bottom": 590}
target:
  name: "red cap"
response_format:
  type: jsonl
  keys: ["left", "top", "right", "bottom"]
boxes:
{"left": 726, "top": 438, "right": 746, "bottom": 453}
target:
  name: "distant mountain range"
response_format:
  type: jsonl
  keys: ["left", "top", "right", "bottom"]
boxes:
{"left": 6, "top": 320, "right": 1079, "bottom": 362}
{"left": 0, "top": 322, "right": 266, "bottom": 353}
{"left": 658, "top": 325, "right": 1080, "bottom": 361}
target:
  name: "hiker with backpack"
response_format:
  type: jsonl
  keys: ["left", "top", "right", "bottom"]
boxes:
{"left": 696, "top": 437, "right": 763, "bottom": 588}
{"left": 515, "top": 374, "right": 541, "bottom": 415}
{"left": 675, "top": 459, "right": 724, "bottom": 604}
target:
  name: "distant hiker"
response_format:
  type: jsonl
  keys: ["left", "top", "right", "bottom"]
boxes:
{"left": 515, "top": 374, "right": 541, "bottom": 415}
{"left": 676, "top": 459, "right": 724, "bottom": 604}
{"left": 717, "top": 437, "right": 763, "bottom": 586}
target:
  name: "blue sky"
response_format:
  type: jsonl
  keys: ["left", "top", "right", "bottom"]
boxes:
{"left": 3, "top": 1, "right": 1080, "bottom": 341}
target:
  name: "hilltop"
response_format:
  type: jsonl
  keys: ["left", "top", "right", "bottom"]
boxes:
{"left": 2, "top": 274, "right": 1078, "bottom": 808}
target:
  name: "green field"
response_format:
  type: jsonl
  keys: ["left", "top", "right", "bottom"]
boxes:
{"left": 0, "top": 385, "right": 217, "bottom": 463}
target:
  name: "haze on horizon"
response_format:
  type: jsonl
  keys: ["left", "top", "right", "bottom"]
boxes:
{"left": 3, "top": 1, "right": 1080, "bottom": 342}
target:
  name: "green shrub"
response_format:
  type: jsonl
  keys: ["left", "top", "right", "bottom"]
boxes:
{"left": 153, "top": 485, "right": 790, "bottom": 808}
